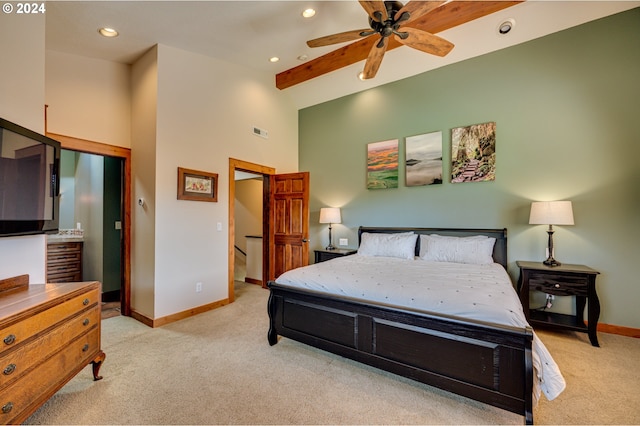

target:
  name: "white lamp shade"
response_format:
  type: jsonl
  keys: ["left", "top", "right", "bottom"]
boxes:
{"left": 319, "top": 207, "right": 341, "bottom": 224}
{"left": 529, "top": 201, "right": 574, "bottom": 225}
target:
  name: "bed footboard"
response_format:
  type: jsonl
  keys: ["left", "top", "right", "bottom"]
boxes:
{"left": 268, "top": 283, "right": 534, "bottom": 424}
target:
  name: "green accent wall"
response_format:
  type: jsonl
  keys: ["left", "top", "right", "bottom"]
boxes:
{"left": 299, "top": 9, "right": 640, "bottom": 328}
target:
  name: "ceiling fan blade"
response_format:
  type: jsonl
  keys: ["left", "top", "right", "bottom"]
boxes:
{"left": 394, "top": 1, "right": 446, "bottom": 25}
{"left": 307, "top": 29, "right": 372, "bottom": 48}
{"left": 362, "top": 37, "right": 389, "bottom": 79}
{"left": 359, "top": 0, "right": 388, "bottom": 22}
{"left": 395, "top": 27, "right": 454, "bottom": 57}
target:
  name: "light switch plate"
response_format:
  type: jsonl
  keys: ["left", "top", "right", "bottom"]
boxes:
{"left": 339, "top": 238, "right": 348, "bottom": 246}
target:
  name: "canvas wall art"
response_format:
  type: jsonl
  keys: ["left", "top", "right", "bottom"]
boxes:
{"left": 405, "top": 131, "right": 443, "bottom": 186}
{"left": 367, "top": 139, "right": 398, "bottom": 189}
{"left": 451, "top": 122, "right": 496, "bottom": 183}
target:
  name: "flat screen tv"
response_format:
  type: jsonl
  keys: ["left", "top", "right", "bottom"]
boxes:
{"left": 0, "top": 117, "right": 60, "bottom": 237}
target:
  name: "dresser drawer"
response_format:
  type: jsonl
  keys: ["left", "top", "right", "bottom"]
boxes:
{"left": 0, "top": 305, "right": 99, "bottom": 389}
{"left": 46, "top": 261, "right": 81, "bottom": 275}
{"left": 528, "top": 272, "right": 588, "bottom": 296}
{"left": 48, "top": 249, "right": 81, "bottom": 263}
{"left": 0, "top": 327, "right": 100, "bottom": 425}
{"left": 47, "top": 271, "right": 83, "bottom": 283}
{"left": 47, "top": 242, "right": 82, "bottom": 256}
{"left": 0, "top": 288, "right": 99, "bottom": 354}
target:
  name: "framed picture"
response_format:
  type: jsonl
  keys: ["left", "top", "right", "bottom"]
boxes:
{"left": 405, "top": 131, "right": 443, "bottom": 186}
{"left": 177, "top": 167, "right": 218, "bottom": 202}
{"left": 367, "top": 139, "right": 399, "bottom": 189}
{"left": 451, "top": 122, "right": 496, "bottom": 183}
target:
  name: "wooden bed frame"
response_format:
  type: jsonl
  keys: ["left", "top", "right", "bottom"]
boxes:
{"left": 267, "top": 227, "right": 534, "bottom": 424}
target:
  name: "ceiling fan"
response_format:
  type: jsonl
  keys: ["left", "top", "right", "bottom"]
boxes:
{"left": 307, "top": 1, "right": 454, "bottom": 80}
{"left": 275, "top": 1, "right": 522, "bottom": 89}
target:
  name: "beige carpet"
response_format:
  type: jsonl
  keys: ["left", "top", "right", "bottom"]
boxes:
{"left": 26, "top": 282, "right": 640, "bottom": 425}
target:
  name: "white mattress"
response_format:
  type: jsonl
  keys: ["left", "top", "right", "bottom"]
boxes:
{"left": 275, "top": 254, "right": 566, "bottom": 403}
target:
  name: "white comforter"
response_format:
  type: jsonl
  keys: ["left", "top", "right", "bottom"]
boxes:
{"left": 275, "top": 254, "right": 566, "bottom": 403}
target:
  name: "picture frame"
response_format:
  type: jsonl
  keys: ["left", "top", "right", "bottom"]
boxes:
{"left": 177, "top": 167, "right": 218, "bottom": 202}
{"left": 367, "top": 139, "right": 399, "bottom": 189}
{"left": 405, "top": 131, "right": 443, "bottom": 187}
{"left": 451, "top": 122, "right": 496, "bottom": 183}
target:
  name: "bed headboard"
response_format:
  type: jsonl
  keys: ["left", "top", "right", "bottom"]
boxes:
{"left": 357, "top": 227, "right": 508, "bottom": 268}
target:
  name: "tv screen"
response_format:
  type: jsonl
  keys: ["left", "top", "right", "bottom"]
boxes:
{"left": 0, "top": 117, "right": 60, "bottom": 237}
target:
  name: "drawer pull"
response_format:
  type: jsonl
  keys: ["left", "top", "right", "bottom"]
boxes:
{"left": 1, "top": 402, "right": 12, "bottom": 414}
{"left": 3, "top": 364, "right": 16, "bottom": 376}
{"left": 83, "top": 298, "right": 90, "bottom": 306}
{"left": 3, "top": 335, "right": 15, "bottom": 346}
{"left": 82, "top": 344, "right": 89, "bottom": 352}
{"left": 554, "top": 284, "right": 561, "bottom": 288}
{"left": 83, "top": 318, "right": 90, "bottom": 326}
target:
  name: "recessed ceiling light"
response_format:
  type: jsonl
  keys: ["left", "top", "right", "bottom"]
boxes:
{"left": 98, "top": 27, "right": 119, "bottom": 38}
{"left": 357, "top": 71, "right": 366, "bottom": 81}
{"left": 302, "top": 8, "right": 316, "bottom": 18}
{"left": 497, "top": 19, "right": 515, "bottom": 35}
{"left": 297, "top": 54, "right": 308, "bottom": 61}
{"left": 269, "top": 57, "right": 280, "bottom": 63}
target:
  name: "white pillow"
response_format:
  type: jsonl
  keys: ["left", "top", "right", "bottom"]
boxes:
{"left": 418, "top": 234, "right": 487, "bottom": 258}
{"left": 419, "top": 234, "right": 496, "bottom": 264}
{"left": 357, "top": 232, "right": 418, "bottom": 260}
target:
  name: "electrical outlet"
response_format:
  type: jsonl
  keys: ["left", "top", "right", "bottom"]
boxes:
{"left": 196, "top": 282, "right": 202, "bottom": 293}
{"left": 339, "top": 238, "right": 348, "bottom": 246}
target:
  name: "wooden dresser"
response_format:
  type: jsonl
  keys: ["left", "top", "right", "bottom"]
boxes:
{"left": 0, "top": 276, "right": 105, "bottom": 424}
{"left": 47, "top": 241, "right": 83, "bottom": 283}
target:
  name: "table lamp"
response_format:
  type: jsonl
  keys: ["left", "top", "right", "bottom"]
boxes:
{"left": 319, "top": 207, "right": 341, "bottom": 250}
{"left": 529, "top": 201, "right": 574, "bottom": 267}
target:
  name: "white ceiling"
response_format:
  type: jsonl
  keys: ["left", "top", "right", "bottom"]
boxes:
{"left": 45, "top": 1, "right": 639, "bottom": 109}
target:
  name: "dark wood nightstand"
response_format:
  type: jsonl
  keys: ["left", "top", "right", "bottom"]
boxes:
{"left": 517, "top": 260, "right": 601, "bottom": 346}
{"left": 314, "top": 248, "right": 357, "bottom": 263}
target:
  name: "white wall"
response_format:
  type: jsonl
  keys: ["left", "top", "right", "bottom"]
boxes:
{"left": 45, "top": 51, "right": 131, "bottom": 147}
{"left": 151, "top": 44, "right": 298, "bottom": 318}
{"left": 0, "top": 12, "right": 47, "bottom": 283}
{"left": 131, "top": 46, "right": 159, "bottom": 318}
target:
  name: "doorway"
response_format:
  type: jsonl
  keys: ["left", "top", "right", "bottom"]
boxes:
{"left": 58, "top": 150, "right": 123, "bottom": 304}
{"left": 46, "top": 131, "right": 131, "bottom": 316}
{"left": 228, "top": 158, "right": 275, "bottom": 302}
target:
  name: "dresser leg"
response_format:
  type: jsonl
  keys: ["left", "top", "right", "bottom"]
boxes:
{"left": 91, "top": 350, "right": 106, "bottom": 380}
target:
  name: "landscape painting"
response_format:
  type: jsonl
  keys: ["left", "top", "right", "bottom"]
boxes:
{"left": 405, "top": 131, "right": 443, "bottom": 186}
{"left": 451, "top": 122, "right": 496, "bottom": 183}
{"left": 367, "top": 139, "right": 399, "bottom": 189}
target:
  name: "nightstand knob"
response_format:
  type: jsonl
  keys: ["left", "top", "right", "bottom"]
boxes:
{"left": 554, "top": 284, "right": 560, "bottom": 288}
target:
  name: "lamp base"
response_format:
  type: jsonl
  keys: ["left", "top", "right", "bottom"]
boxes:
{"left": 543, "top": 257, "right": 561, "bottom": 267}
{"left": 325, "top": 244, "right": 336, "bottom": 250}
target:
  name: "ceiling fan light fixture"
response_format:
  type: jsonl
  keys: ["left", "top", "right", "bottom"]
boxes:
{"left": 302, "top": 8, "right": 316, "bottom": 18}
{"left": 498, "top": 18, "right": 516, "bottom": 35}
{"left": 98, "top": 27, "right": 119, "bottom": 38}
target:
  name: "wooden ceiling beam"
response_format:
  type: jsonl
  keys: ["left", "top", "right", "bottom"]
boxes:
{"left": 276, "top": 1, "right": 522, "bottom": 90}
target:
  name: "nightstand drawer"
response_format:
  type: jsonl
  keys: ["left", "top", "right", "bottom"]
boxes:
{"left": 528, "top": 272, "right": 588, "bottom": 296}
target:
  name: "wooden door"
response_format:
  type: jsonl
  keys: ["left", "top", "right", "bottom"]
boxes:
{"left": 268, "top": 172, "right": 310, "bottom": 281}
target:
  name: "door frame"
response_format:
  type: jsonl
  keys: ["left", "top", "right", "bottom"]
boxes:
{"left": 46, "top": 132, "right": 131, "bottom": 317}
{"left": 228, "top": 158, "right": 275, "bottom": 302}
